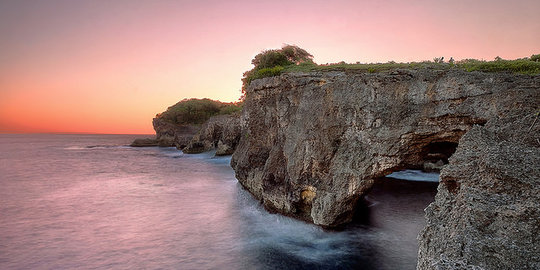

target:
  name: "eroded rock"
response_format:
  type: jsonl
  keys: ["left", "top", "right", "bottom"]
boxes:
{"left": 231, "top": 69, "right": 540, "bottom": 228}
{"left": 183, "top": 113, "right": 241, "bottom": 155}
{"left": 417, "top": 114, "right": 540, "bottom": 269}
{"left": 130, "top": 138, "right": 158, "bottom": 147}
{"left": 152, "top": 118, "right": 199, "bottom": 148}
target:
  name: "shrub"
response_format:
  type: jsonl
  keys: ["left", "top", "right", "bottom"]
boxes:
{"left": 219, "top": 103, "right": 243, "bottom": 115}
{"left": 241, "top": 47, "right": 540, "bottom": 94}
{"left": 242, "top": 45, "right": 314, "bottom": 92}
{"left": 256, "top": 66, "right": 285, "bottom": 78}
{"left": 456, "top": 58, "right": 540, "bottom": 74}
{"left": 281, "top": 45, "right": 314, "bottom": 64}
{"left": 433, "top": 57, "right": 444, "bottom": 63}
{"left": 158, "top": 98, "right": 243, "bottom": 125}
{"left": 284, "top": 56, "right": 540, "bottom": 75}
{"left": 251, "top": 50, "right": 292, "bottom": 69}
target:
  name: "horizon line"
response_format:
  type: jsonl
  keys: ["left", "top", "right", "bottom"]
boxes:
{"left": 0, "top": 131, "right": 155, "bottom": 135}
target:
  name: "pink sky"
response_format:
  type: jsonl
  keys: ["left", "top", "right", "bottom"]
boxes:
{"left": 1, "top": 0, "right": 539, "bottom": 134}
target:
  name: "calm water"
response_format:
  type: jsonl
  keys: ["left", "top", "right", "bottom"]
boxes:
{"left": 0, "top": 134, "right": 438, "bottom": 270}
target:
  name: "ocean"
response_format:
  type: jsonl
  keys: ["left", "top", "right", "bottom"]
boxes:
{"left": 0, "top": 134, "right": 438, "bottom": 270}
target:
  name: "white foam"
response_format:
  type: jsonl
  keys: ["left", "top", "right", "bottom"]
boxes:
{"left": 386, "top": 169, "right": 440, "bottom": 182}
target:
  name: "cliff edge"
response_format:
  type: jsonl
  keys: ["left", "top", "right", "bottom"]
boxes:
{"left": 231, "top": 69, "right": 539, "bottom": 229}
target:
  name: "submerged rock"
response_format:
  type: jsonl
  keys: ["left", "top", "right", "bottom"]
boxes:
{"left": 231, "top": 69, "right": 539, "bottom": 228}
{"left": 130, "top": 138, "right": 158, "bottom": 147}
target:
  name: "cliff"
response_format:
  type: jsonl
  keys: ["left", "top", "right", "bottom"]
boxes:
{"left": 152, "top": 117, "right": 199, "bottom": 148}
{"left": 231, "top": 69, "right": 539, "bottom": 232}
{"left": 417, "top": 114, "right": 540, "bottom": 270}
{"left": 183, "top": 113, "right": 242, "bottom": 155}
{"left": 146, "top": 98, "right": 243, "bottom": 151}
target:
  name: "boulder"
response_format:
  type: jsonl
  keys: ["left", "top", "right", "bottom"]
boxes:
{"left": 130, "top": 138, "right": 158, "bottom": 147}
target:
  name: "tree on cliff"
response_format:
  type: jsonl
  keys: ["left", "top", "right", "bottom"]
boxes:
{"left": 241, "top": 45, "right": 314, "bottom": 94}
{"left": 281, "top": 45, "right": 314, "bottom": 64}
{"left": 251, "top": 45, "right": 313, "bottom": 68}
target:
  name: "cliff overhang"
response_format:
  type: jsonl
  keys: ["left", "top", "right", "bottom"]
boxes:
{"left": 230, "top": 69, "right": 539, "bottom": 267}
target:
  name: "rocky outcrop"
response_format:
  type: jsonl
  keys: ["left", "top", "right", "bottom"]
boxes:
{"left": 183, "top": 113, "right": 242, "bottom": 155}
{"left": 417, "top": 114, "right": 540, "bottom": 270}
{"left": 231, "top": 69, "right": 539, "bottom": 228}
{"left": 152, "top": 117, "right": 199, "bottom": 148}
{"left": 130, "top": 138, "right": 158, "bottom": 147}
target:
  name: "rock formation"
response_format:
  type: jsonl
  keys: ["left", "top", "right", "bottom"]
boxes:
{"left": 152, "top": 117, "right": 200, "bottom": 148}
{"left": 417, "top": 114, "right": 540, "bottom": 269}
{"left": 130, "top": 138, "right": 158, "bottom": 147}
{"left": 183, "top": 113, "right": 242, "bottom": 155}
{"left": 231, "top": 69, "right": 539, "bottom": 229}
{"left": 145, "top": 98, "right": 243, "bottom": 152}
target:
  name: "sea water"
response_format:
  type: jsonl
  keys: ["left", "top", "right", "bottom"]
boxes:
{"left": 0, "top": 134, "right": 438, "bottom": 270}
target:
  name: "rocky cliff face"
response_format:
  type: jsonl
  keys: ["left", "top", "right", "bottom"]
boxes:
{"left": 152, "top": 118, "right": 199, "bottom": 148}
{"left": 231, "top": 69, "right": 539, "bottom": 229}
{"left": 417, "top": 114, "right": 540, "bottom": 270}
{"left": 183, "top": 113, "right": 242, "bottom": 155}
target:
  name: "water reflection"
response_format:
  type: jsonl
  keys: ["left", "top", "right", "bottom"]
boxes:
{"left": 232, "top": 172, "right": 438, "bottom": 270}
{"left": 0, "top": 135, "right": 438, "bottom": 270}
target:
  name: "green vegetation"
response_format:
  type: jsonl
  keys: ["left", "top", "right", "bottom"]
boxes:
{"left": 283, "top": 57, "right": 540, "bottom": 75}
{"left": 242, "top": 48, "right": 540, "bottom": 91}
{"left": 242, "top": 44, "right": 314, "bottom": 92}
{"left": 157, "top": 98, "right": 243, "bottom": 125}
{"left": 282, "top": 61, "right": 429, "bottom": 73}
{"left": 456, "top": 58, "right": 540, "bottom": 74}
{"left": 243, "top": 66, "right": 285, "bottom": 87}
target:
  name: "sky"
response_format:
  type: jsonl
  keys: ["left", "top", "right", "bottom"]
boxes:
{"left": 0, "top": 0, "right": 539, "bottom": 134}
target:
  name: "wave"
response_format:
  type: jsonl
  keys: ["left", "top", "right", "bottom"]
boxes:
{"left": 64, "top": 145, "right": 131, "bottom": 150}
{"left": 386, "top": 169, "right": 440, "bottom": 182}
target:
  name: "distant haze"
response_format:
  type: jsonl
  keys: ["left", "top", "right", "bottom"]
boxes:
{"left": 1, "top": 0, "right": 539, "bottom": 134}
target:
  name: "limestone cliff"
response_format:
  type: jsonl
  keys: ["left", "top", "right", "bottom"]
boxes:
{"left": 417, "top": 114, "right": 540, "bottom": 270}
{"left": 183, "top": 113, "right": 242, "bottom": 155}
{"left": 149, "top": 98, "right": 243, "bottom": 151}
{"left": 152, "top": 117, "right": 199, "bottom": 148}
{"left": 231, "top": 69, "right": 539, "bottom": 230}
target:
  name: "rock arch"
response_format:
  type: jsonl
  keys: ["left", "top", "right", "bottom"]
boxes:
{"left": 231, "top": 69, "right": 538, "bottom": 228}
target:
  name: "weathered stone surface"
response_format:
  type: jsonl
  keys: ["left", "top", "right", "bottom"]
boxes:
{"left": 183, "top": 113, "right": 242, "bottom": 155}
{"left": 152, "top": 118, "right": 199, "bottom": 148}
{"left": 130, "top": 138, "right": 158, "bottom": 147}
{"left": 417, "top": 114, "right": 540, "bottom": 270}
{"left": 231, "top": 69, "right": 539, "bottom": 228}
{"left": 216, "top": 140, "right": 235, "bottom": 156}
{"left": 423, "top": 160, "right": 445, "bottom": 172}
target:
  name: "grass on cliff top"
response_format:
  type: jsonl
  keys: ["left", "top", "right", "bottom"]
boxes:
{"left": 248, "top": 54, "right": 540, "bottom": 83}
{"left": 157, "top": 98, "right": 243, "bottom": 125}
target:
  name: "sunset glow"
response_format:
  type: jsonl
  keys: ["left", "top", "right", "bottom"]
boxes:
{"left": 1, "top": 0, "right": 539, "bottom": 134}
